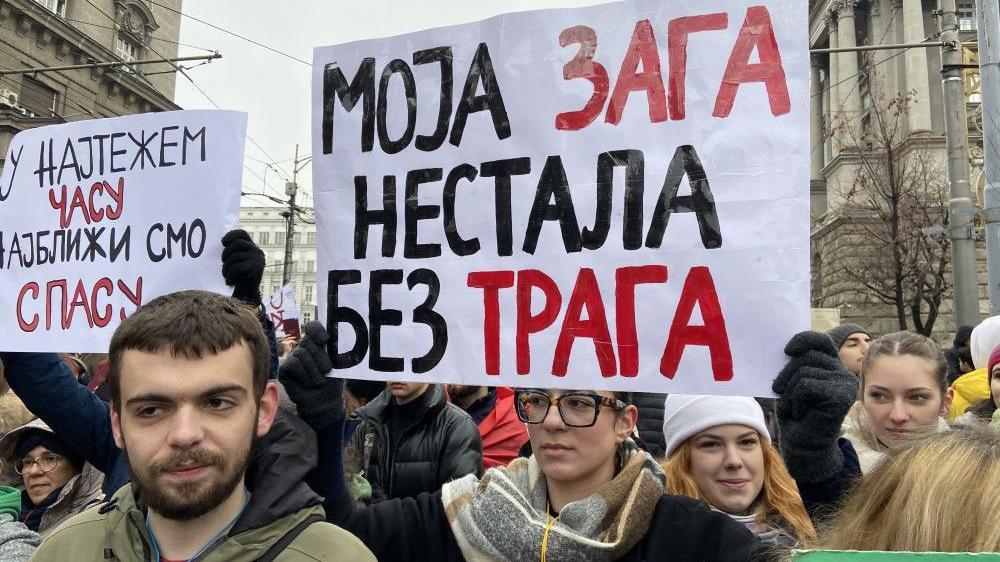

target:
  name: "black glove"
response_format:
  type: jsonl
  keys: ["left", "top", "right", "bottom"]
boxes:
{"left": 772, "top": 331, "right": 859, "bottom": 483}
{"left": 278, "top": 321, "right": 345, "bottom": 427}
{"left": 221, "top": 229, "right": 265, "bottom": 307}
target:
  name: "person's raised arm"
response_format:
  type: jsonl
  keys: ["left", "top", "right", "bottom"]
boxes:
{"left": 0, "top": 352, "right": 119, "bottom": 475}
{"left": 221, "top": 229, "right": 279, "bottom": 379}
{"left": 280, "top": 322, "right": 462, "bottom": 562}
{"left": 772, "top": 331, "right": 861, "bottom": 522}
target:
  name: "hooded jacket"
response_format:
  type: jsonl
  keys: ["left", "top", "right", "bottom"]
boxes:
{"left": 29, "top": 411, "right": 375, "bottom": 562}
{"left": 0, "top": 485, "right": 39, "bottom": 562}
{"left": 352, "top": 385, "right": 482, "bottom": 499}
{"left": 632, "top": 393, "right": 667, "bottom": 458}
{"left": 949, "top": 368, "right": 990, "bottom": 421}
{"left": 464, "top": 388, "right": 528, "bottom": 470}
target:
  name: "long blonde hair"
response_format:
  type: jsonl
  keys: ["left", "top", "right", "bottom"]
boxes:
{"left": 817, "top": 428, "right": 1000, "bottom": 552}
{"left": 661, "top": 437, "right": 816, "bottom": 543}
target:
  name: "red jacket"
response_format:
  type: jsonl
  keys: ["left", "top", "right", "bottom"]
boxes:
{"left": 475, "top": 388, "right": 529, "bottom": 469}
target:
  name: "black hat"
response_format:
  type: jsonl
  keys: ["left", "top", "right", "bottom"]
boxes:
{"left": 953, "top": 325, "right": 974, "bottom": 349}
{"left": 827, "top": 323, "right": 871, "bottom": 349}
{"left": 14, "top": 429, "right": 83, "bottom": 472}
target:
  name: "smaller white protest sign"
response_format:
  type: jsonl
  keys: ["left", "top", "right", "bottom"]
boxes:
{"left": 266, "top": 283, "right": 302, "bottom": 340}
{"left": 0, "top": 110, "right": 246, "bottom": 352}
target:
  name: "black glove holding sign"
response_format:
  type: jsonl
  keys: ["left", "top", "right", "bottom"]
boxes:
{"left": 279, "top": 321, "right": 346, "bottom": 427}
{"left": 772, "top": 331, "right": 859, "bottom": 483}
{"left": 221, "top": 229, "right": 265, "bottom": 307}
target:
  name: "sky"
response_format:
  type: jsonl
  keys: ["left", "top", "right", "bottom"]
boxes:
{"left": 173, "top": 0, "right": 605, "bottom": 209}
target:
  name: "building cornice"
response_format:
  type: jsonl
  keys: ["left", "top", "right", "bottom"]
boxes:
{"left": 1, "top": 0, "right": 179, "bottom": 111}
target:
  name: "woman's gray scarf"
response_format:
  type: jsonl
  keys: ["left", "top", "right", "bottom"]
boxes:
{"left": 441, "top": 439, "right": 665, "bottom": 562}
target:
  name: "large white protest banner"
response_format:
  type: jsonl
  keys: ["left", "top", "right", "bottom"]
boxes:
{"left": 311, "top": 0, "right": 809, "bottom": 396}
{"left": 0, "top": 110, "right": 246, "bottom": 352}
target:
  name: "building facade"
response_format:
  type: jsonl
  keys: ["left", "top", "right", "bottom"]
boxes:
{"left": 0, "top": 0, "right": 182, "bottom": 166}
{"left": 239, "top": 206, "right": 319, "bottom": 323}
{"left": 809, "top": 0, "right": 985, "bottom": 338}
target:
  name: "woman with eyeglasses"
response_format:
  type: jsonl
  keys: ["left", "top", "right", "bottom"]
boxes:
{"left": 0, "top": 419, "right": 103, "bottom": 537}
{"left": 280, "top": 322, "right": 761, "bottom": 562}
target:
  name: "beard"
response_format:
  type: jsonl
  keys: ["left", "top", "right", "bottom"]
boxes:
{"left": 448, "top": 385, "right": 484, "bottom": 400}
{"left": 123, "top": 422, "right": 255, "bottom": 521}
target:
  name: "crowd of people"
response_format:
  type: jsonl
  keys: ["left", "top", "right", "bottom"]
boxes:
{"left": 0, "top": 230, "right": 998, "bottom": 560}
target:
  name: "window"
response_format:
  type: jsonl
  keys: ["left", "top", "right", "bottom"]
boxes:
{"left": 305, "top": 284, "right": 314, "bottom": 303}
{"left": 303, "top": 311, "right": 312, "bottom": 323}
{"left": 115, "top": 37, "right": 141, "bottom": 64}
{"left": 307, "top": 232, "right": 317, "bottom": 245}
{"left": 33, "top": 0, "right": 66, "bottom": 16}
{"left": 259, "top": 232, "right": 270, "bottom": 246}
{"left": 19, "top": 76, "right": 57, "bottom": 117}
{"left": 271, "top": 284, "right": 280, "bottom": 295}
{"left": 959, "top": 2, "right": 976, "bottom": 31}
{"left": 275, "top": 232, "right": 285, "bottom": 246}
{"left": 306, "top": 260, "right": 315, "bottom": 273}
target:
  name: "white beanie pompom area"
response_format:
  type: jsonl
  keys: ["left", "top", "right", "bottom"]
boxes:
{"left": 662, "top": 394, "right": 770, "bottom": 457}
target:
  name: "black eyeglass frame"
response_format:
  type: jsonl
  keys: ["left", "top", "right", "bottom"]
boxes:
{"left": 514, "top": 390, "right": 627, "bottom": 428}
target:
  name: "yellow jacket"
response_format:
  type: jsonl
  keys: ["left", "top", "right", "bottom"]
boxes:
{"left": 949, "top": 368, "right": 990, "bottom": 421}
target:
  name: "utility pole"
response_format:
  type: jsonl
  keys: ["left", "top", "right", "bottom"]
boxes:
{"left": 939, "top": 0, "right": 981, "bottom": 327}
{"left": 281, "top": 145, "right": 313, "bottom": 285}
{"left": 979, "top": 0, "right": 1000, "bottom": 314}
{"left": 281, "top": 144, "right": 299, "bottom": 285}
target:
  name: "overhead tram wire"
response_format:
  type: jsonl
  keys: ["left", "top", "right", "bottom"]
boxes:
{"left": 144, "top": 0, "right": 312, "bottom": 67}
{"left": 82, "top": 0, "right": 294, "bottom": 182}
{"left": 242, "top": 162, "right": 292, "bottom": 202}
{"left": 59, "top": 18, "right": 217, "bottom": 52}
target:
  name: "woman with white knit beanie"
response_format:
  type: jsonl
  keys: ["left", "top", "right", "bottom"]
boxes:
{"left": 661, "top": 395, "right": 815, "bottom": 553}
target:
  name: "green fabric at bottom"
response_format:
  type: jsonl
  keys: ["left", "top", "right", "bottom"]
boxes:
{"left": 0, "top": 486, "right": 21, "bottom": 519}
{"left": 796, "top": 551, "right": 1000, "bottom": 561}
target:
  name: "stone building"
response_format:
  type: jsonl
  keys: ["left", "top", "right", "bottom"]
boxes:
{"left": 0, "top": 0, "right": 182, "bottom": 165}
{"left": 808, "top": 0, "right": 985, "bottom": 338}
{"left": 238, "top": 206, "right": 319, "bottom": 323}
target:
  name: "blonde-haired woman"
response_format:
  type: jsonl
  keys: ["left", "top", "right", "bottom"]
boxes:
{"left": 773, "top": 331, "right": 953, "bottom": 522}
{"left": 818, "top": 428, "right": 1000, "bottom": 552}
{"left": 661, "top": 395, "right": 815, "bottom": 552}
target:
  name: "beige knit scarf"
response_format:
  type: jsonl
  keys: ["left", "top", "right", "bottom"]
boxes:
{"left": 441, "top": 440, "right": 664, "bottom": 562}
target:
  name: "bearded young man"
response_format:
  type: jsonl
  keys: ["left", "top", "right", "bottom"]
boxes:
{"left": 30, "top": 291, "right": 373, "bottom": 562}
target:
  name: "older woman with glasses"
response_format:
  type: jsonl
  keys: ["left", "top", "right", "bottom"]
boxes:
{"left": 280, "top": 322, "right": 763, "bottom": 562}
{"left": 0, "top": 419, "right": 103, "bottom": 537}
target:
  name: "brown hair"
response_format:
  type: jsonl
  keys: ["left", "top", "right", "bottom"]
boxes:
{"left": 661, "top": 437, "right": 816, "bottom": 544}
{"left": 108, "top": 290, "right": 270, "bottom": 409}
{"left": 816, "top": 428, "right": 1000, "bottom": 552}
{"left": 860, "top": 331, "right": 948, "bottom": 394}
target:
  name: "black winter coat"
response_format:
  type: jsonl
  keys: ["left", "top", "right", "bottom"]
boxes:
{"left": 328, "top": 485, "right": 762, "bottom": 562}
{"left": 312, "top": 415, "right": 762, "bottom": 562}
{"left": 353, "top": 384, "right": 483, "bottom": 499}
{"left": 633, "top": 392, "right": 667, "bottom": 458}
